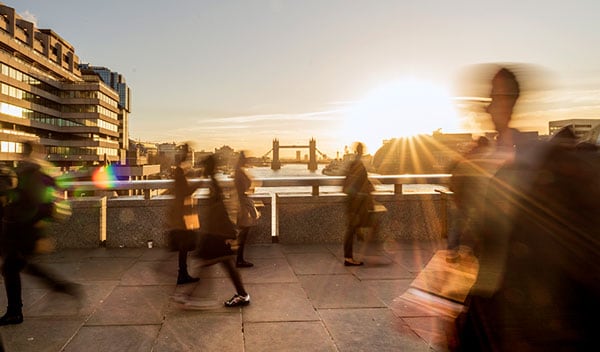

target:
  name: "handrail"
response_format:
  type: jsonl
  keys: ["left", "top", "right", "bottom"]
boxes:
{"left": 62, "top": 174, "right": 452, "bottom": 199}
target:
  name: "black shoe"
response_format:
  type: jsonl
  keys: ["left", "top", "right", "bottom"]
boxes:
{"left": 177, "top": 273, "right": 200, "bottom": 285}
{"left": 0, "top": 312, "right": 23, "bottom": 326}
{"left": 236, "top": 260, "right": 254, "bottom": 268}
{"left": 344, "top": 258, "right": 364, "bottom": 266}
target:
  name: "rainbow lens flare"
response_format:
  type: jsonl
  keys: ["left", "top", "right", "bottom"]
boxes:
{"left": 92, "top": 165, "right": 117, "bottom": 189}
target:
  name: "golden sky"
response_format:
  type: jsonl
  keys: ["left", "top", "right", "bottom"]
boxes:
{"left": 14, "top": 0, "right": 600, "bottom": 156}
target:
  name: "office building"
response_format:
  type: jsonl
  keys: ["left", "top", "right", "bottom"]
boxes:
{"left": 0, "top": 3, "right": 128, "bottom": 168}
{"left": 549, "top": 119, "right": 600, "bottom": 140}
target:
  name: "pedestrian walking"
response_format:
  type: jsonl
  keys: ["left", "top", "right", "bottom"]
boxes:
{"left": 166, "top": 143, "right": 200, "bottom": 285}
{"left": 234, "top": 151, "right": 260, "bottom": 268}
{"left": 0, "top": 142, "right": 81, "bottom": 326}
{"left": 341, "top": 142, "right": 374, "bottom": 266}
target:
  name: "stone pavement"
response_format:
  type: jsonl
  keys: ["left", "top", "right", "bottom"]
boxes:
{"left": 0, "top": 240, "right": 454, "bottom": 352}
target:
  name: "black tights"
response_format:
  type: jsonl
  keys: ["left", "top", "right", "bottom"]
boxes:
{"left": 236, "top": 227, "right": 250, "bottom": 262}
{"left": 220, "top": 258, "right": 247, "bottom": 296}
{"left": 2, "top": 251, "right": 70, "bottom": 314}
{"left": 178, "top": 249, "right": 189, "bottom": 275}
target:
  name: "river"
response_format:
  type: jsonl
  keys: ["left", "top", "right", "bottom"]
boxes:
{"left": 244, "top": 164, "right": 447, "bottom": 195}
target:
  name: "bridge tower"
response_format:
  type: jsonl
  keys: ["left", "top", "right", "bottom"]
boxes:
{"left": 271, "top": 139, "right": 281, "bottom": 170}
{"left": 308, "top": 138, "right": 317, "bottom": 171}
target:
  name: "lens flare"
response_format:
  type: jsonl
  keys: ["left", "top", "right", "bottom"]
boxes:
{"left": 92, "top": 165, "right": 117, "bottom": 189}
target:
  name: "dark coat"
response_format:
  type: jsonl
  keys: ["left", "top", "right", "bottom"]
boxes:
{"left": 343, "top": 157, "right": 374, "bottom": 228}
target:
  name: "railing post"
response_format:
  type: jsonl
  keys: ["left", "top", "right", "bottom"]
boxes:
{"left": 312, "top": 184, "right": 319, "bottom": 196}
{"left": 394, "top": 184, "right": 403, "bottom": 194}
{"left": 143, "top": 189, "right": 151, "bottom": 200}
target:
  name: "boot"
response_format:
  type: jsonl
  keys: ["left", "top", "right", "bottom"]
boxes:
{"left": 0, "top": 309, "right": 23, "bottom": 326}
{"left": 177, "top": 271, "right": 199, "bottom": 285}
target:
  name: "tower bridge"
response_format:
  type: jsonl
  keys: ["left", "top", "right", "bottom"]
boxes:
{"left": 262, "top": 138, "right": 328, "bottom": 171}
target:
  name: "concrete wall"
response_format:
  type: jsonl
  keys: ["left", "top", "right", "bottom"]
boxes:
{"left": 105, "top": 196, "right": 171, "bottom": 248}
{"left": 48, "top": 193, "right": 449, "bottom": 248}
{"left": 47, "top": 197, "right": 106, "bottom": 248}
{"left": 277, "top": 193, "right": 448, "bottom": 244}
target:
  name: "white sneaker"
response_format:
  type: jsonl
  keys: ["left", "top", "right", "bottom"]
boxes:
{"left": 224, "top": 293, "right": 250, "bottom": 307}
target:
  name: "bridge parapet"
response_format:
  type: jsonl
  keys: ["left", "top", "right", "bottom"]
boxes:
{"left": 48, "top": 175, "right": 453, "bottom": 248}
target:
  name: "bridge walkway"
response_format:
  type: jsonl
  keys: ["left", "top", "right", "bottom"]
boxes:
{"left": 0, "top": 240, "right": 455, "bottom": 352}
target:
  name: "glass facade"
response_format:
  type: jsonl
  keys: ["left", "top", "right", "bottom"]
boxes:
{"left": 0, "top": 3, "right": 128, "bottom": 167}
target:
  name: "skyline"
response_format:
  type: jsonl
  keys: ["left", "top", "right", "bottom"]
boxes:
{"left": 12, "top": 0, "right": 600, "bottom": 156}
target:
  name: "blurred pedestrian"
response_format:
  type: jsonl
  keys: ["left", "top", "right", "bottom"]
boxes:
{"left": 234, "top": 151, "right": 260, "bottom": 268}
{"left": 452, "top": 67, "right": 600, "bottom": 351}
{"left": 195, "top": 155, "right": 250, "bottom": 307}
{"left": 341, "top": 142, "right": 374, "bottom": 266}
{"left": 167, "top": 143, "right": 200, "bottom": 285}
{"left": 0, "top": 142, "right": 81, "bottom": 326}
{"left": 446, "top": 136, "right": 494, "bottom": 262}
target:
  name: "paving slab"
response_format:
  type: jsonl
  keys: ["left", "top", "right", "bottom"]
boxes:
{"left": 63, "top": 325, "right": 160, "bottom": 352}
{"left": 0, "top": 316, "right": 83, "bottom": 352}
{"left": 155, "top": 312, "right": 242, "bottom": 352}
{"left": 364, "top": 278, "right": 413, "bottom": 306}
{"left": 319, "top": 308, "right": 430, "bottom": 352}
{"left": 120, "top": 260, "right": 178, "bottom": 285}
{"left": 0, "top": 242, "right": 455, "bottom": 352}
{"left": 243, "top": 282, "right": 318, "bottom": 322}
{"left": 86, "top": 286, "right": 172, "bottom": 325}
{"left": 345, "top": 260, "right": 416, "bottom": 280}
{"left": 238, "top": 257, "right": 298, "bottom": 284}
{"left": 286, "top": 252, "right": 349, "bottom": 275}
{"left": 298, "top": 275, "right": 385, "bottom": 309}
{"left": 244, "top": 321, "right": 337, "bottom": 352}
{"left": 244, "top": 243, "right": 286, "bottom": 258}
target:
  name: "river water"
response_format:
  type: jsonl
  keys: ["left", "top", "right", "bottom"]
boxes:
{"left": 244, "top": 164, "right": 447, "bottom": 195}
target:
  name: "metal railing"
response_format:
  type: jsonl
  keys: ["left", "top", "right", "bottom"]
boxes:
{"left": 61, "top": 174, "right": 452, "bottom": 199}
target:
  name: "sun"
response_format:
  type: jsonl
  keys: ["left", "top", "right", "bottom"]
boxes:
{"left": 341, "top": 78, "right": 460, "bottom": 154}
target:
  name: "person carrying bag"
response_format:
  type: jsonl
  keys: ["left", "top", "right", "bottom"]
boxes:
{"left": 166, "top": 144, "right": 200, "bottom": 285}
{"left": 191, "top": 155, "right": 251, "bottom": 308}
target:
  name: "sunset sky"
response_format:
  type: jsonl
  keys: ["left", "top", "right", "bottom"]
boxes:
{"left": 12, "top": 0, "right": 600, "bottom": 157}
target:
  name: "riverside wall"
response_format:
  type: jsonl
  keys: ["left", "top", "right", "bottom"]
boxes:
{"left": 46, "top": 193, "right": 450, "bottom": 249}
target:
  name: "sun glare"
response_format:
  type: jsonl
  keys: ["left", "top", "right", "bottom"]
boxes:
{"left": 342, "top": 79, "right": 460, "bottom": 153}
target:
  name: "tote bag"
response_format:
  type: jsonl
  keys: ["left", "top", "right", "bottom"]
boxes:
{"left": 237, "top": 197, "right": 261, "bottom": 227}
{"left": 199, "top": 191, "right": 237, "bottom": 239}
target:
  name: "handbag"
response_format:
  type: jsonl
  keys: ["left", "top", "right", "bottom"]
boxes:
{"left": 199, "top": 191, "right": 237, "bottom": 239}
{"left": 237, "top": 197, "right": 261, "bottom": 227}
{"left": 182, "top": 196, "right": 200, "bottom": 230}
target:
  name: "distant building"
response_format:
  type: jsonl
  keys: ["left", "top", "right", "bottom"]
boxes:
{"left": 79, "top": 64, "right": 132, "bottom": 160}
{"left": 586, "top": 124, "right": 600, "bottom": 145}
{"left": 194, "top": 150, "right": 212, "bottom": 167}
{"left": 0, "top": 3, "right": 129, "bottom": 168}
{"left": 549, "top": 119, "right": 600, "bottom": 140}
{"left": 126, "top": 139, "right": 158, "bottom": 166}
{"left": 214, "top": 145, "right": 236, "bottom": 170}
{"left": 373, "top": 130, "right": 540, "bottom": 175}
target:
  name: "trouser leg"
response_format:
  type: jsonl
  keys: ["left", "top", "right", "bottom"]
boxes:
{"left": 178, "top": 250, "right": 188, "bottom": 274}
{"left": 220, "top": 259, "right": 247, "bottom": 296}
{"left": 343, "top": 224, "right": 357, "bottom": 259}
{"left": 236, "top": 227, "right": 250, "bottom": 262}
{"left": 1, "top": 253, "right": 26, "bottom": 314}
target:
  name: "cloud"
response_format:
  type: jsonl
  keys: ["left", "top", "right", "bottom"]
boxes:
{"left": 20, "top": 11, "right": 38, "bottom": 26}
{"left": 200, "top": 107, "right": 348, "bottom": 124}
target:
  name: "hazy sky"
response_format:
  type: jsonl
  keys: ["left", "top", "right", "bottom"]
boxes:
{"left": 12, "top": 0, "right": 600, "bottom": 156}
